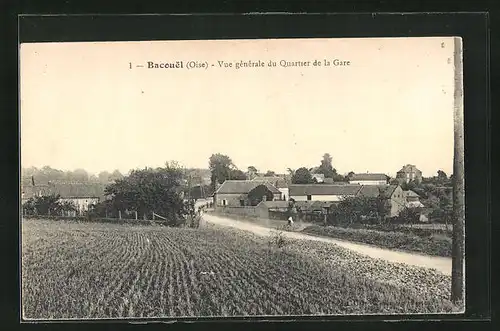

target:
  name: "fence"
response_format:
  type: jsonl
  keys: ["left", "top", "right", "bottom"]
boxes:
{"left": 22, "top": 214, "right": 173, "bottom": 226}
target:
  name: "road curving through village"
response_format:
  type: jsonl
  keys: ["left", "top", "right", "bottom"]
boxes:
{"left": 202, "top": 213, "right": 452, "bottom": 276}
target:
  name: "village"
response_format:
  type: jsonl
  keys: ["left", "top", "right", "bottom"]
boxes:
{"left": 21, "top": 160, "right": 453, "bottom": 228}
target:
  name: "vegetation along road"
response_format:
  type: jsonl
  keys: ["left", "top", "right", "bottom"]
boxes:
{"left": 202, "top": 214, "right": 452, "bottom": 276}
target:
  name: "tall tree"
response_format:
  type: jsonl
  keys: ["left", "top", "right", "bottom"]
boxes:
{"left": 98, "top": 171, "right": 111, "bottom": 183}
{"left": 230, "top": 169, "right": 247, "bottom": 180}
{"left": 109, "top": 170, "right": 124, "bottom": 182}
{"left": 291, "top": 167, "right": 314, "bottom": 184}
{"left": 247, "top": 166, "right": 258, "bottom": 180}
{"left": 209, "top": 153, "right": 234, "bottom": 191}
{"left": 317, "top": 153, "right": 335, "bottom": 178}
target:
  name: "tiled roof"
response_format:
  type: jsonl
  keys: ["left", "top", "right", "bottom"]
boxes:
{"left": 349, "top": 173, "right": 388, "bottom": 181}
{"left": 252, "top": 176, "right": 289, "bottom": 188}
{"left": 403, "top": 190, "right": 420, "bottom": 197}
{"left": 357, "top": 185, "right": 398, "bottom": 198}
{"left": 289, "top": 184, "right": 363, "bottom": 196}
{"left": 216, "top": 180, "right": 281, "bottom": 194}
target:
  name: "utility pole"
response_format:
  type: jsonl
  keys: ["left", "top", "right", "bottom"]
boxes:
{"left": 451, "top": 37, "right": 465, "bottom": 306}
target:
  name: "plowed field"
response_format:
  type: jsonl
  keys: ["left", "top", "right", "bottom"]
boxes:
{"left": 21, "top": 219, "right": 456, "bottom": 319}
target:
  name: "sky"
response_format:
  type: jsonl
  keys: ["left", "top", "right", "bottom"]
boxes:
{"left": 20, "top": 37, "right": 459, "bottom": 178}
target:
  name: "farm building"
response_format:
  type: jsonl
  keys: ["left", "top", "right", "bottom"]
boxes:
{"left": 356, "top": 184, "right": 406, "bottom": 217}
{"left": 396, "top": 164, "right": 423, "bottom": 184}
{"left": 289, "top": 184, "right": 363, "bottom": 202}
{"left": 214, "top": 180, "right": 282, "bottom": 208}
{"left": 403, "top": 190, "right": 425, "bottom": 208}
{"left": 252, "top": 175, "right": 290, "bottom": 201}
{"left": 348, "top": 173, "right": 389, "bottom": 185}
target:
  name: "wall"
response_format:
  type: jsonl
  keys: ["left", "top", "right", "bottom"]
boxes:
{"left": 349, "top": 180, "right": 387, "bottom": 185}
{"left": 389, "top": 186, "right": 406, "bottom": 217}
{"left": 216, "top": 206, "right": 269, "bottom": 219}
{"left": 215, "top": 193, "right": 243, "bottom": 207}
{"left": 279, "top": 188, "right": 289, "bottom": 201}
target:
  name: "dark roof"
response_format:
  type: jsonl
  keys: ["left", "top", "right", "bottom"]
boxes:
{"left": 403, "top": 190, "right": 420, "bottom": 197}
{"left": 357, "top": 185, "right": 398, "bottom": 198}
{"left": 216, "top": 180, "right": 281, "bottom": 194}
{"left": 252, "top": 176, "right": 289, "bottom": 188}
{"left": 289, "top": 184, "right": 363, "bottom": 196}
{"left": 349, "top": 173, "right": 388, "bottom": 181}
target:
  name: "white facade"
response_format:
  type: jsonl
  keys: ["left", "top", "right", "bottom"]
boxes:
{"left": 61, "top": 197, "right": 99, "bottom": 214}
{"left": 349, "top": 180, "right": 388, "bottom": 185}
{"left": 279, "top": 188, "right": 289, "bottom": 201}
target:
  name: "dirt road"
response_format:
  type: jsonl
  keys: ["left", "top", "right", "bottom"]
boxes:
{"left": 203, "top": 213, "right": 452, "bottom": 276}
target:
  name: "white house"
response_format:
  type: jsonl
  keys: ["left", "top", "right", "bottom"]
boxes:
{"left": 349, "top": 173, "right": 389, "bottom": 185}
{"left": 288, "top": 184, "right": 363, "bottom": 202}
{"left": 60, "top": 196, "right": 100, "bottom": 215}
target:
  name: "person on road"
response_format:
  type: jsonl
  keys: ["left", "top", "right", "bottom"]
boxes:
{"left": 287, "top": 216, "right": 294, "bottom": 227}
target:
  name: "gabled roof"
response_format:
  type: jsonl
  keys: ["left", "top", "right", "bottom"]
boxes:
{"left": 349, "top": 173, "right": 388, "bottom": 181}
{"left": 289, "top": 184, "right": 363, "bottom": 196}
{"left": 357, "top": 185, "right": 398, "bottom": 198}
{"left": 252, "top": 176, "right": 289, "bottom": 189}
{"left": 403, "top": 190, "right": 420, "bottom": 197}
{"left": 216, "top": 180, "right": 281, "bottom": 195}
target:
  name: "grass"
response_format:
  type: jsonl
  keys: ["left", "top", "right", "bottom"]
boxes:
{"left": 22, "top": 218, "right": 457, "bottom": 319}
{"left": 301, "top": 225, "right": 452, "bottom": 257}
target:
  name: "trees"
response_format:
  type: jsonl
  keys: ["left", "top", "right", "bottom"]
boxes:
{"left": 264, "top": 170, "right": 276, "bottom": 177}
{"left": 291, "top": 167, "right": 314, "bottom": 184}
{"left": 104, "top": 164, "right": 187, "bottom": 224}
{"left": 22, "top": 194, "right": 63, "bottom": 216}
{"left": 247, "top": 166, "right": 258, "bottom": 179}
{"left": 230, "top": 169, "right": 247, "bottom": 180}
{"left": 316, "top": 153, "right": 335, "bottom": 178}
{"left": 209, "top": 153, "right": 234, "bottom": 191}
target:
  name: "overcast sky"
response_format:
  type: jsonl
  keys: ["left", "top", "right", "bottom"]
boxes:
{"left": 20, "top": 37, "right": 458, "bottom": 177}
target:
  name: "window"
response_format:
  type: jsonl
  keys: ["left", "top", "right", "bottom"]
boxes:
{"left": 240, "top": 200, "right": 245, "bottom": 206}
{"left": 307, "top": 195, "right": 312, "bottom": 201}
{"left": 222, "top": 200, "right": 227, "bottom": 206}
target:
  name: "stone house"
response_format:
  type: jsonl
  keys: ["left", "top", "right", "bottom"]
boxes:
{"left": 396, "top": 164, "right": 423, "bottom": 184}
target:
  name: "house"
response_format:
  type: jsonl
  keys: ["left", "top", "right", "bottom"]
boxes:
{"left": 403, "top": 190, "right": 425, "bottom": 208}
{"left": 311, "top": 173, "right": 325, "bottom": 183}
{"left": 396, "top": 164, "right": 423, "bottom": 184}
{"left": 289, "top": 184, "right": 363, "bottom": 202}
{"left": 349, "top": 173, "right": 389, "bottom": 185}
{"left": 214, "top": 180, "right": 282, "bottom": 207}
{"left": 60, "top": 196, "right": 100, "bottom": 215}
{"left": 357, "top": 184, "right": 406, "bottom": 217}
{"left": 252, "top": 175, "right": 290, "bottom": 200}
